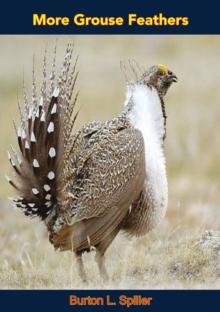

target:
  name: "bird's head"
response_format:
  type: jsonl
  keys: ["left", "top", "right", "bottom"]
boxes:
{"left": 143, "top": 64, "right": 177, "bottom": 97}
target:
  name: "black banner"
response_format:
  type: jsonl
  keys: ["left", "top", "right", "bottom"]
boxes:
{"left": 0, "top": 0, "right": 220, "bottom": 34}
{"left": 0, "top": 290, "right": 219, "bottom": 311}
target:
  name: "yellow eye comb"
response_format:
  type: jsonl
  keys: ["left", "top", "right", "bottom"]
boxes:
{"left": 157, "top": 64, "right": 169, "bottom": 74}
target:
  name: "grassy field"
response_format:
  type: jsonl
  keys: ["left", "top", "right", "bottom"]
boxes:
{"left": 0, "top": 36, "right": 220, "bottom": 288}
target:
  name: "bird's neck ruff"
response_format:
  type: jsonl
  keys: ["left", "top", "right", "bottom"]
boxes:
{"left": 124, "top": 83, "right": 168, "bottom": 226}
{"left": 124, "top": 84, "right": 166, "bottom": 143}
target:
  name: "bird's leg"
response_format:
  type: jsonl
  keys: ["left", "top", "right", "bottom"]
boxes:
{"left": 75, "top": 252, "right": 87, "bottom": 283}
{"left": 95, "top": 250, "right": 109, "bottom": 281}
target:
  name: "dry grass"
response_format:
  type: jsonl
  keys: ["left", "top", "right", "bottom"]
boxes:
{"left": 0, "top": 36, "right": 220, "bottom": 289}
{"left": 0, "top": 202, "right": 218, "bottom": 289}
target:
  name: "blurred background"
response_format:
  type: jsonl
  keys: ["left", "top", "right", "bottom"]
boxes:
{"left": 0, "top": 36, "right": 220, "bottom": 288}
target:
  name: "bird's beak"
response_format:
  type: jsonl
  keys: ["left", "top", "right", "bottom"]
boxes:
{"left": 168, "top": 72, "right": 178, "bottom": 83}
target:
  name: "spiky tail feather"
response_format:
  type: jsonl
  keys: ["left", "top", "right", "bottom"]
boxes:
{"left": 7, "top": 44, "right": 79, "bottom": 221}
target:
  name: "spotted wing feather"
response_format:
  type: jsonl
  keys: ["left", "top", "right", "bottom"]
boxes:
{"left": 51, "top": 127, "right": 145, "bottom": 251}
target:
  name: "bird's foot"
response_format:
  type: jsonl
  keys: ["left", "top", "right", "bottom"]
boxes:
{"left": 95, "top": 251, "right": 109, "bottom": 282}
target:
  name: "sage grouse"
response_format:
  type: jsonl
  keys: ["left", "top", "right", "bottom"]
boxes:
{"left": 7, "top": 45, "right": 177, "bottom": 280}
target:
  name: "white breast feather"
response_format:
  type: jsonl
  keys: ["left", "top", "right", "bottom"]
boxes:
{"left": 126, "top": 84, "right": 168, "bottom": 224}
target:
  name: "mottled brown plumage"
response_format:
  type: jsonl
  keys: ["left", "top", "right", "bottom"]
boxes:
{"left": 7, "top": 45, "right": 177, "bottom": 280}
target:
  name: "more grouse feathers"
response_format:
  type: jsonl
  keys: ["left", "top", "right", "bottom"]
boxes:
{"left": 7, "top": 46, "right": 177, "bottom": 280}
